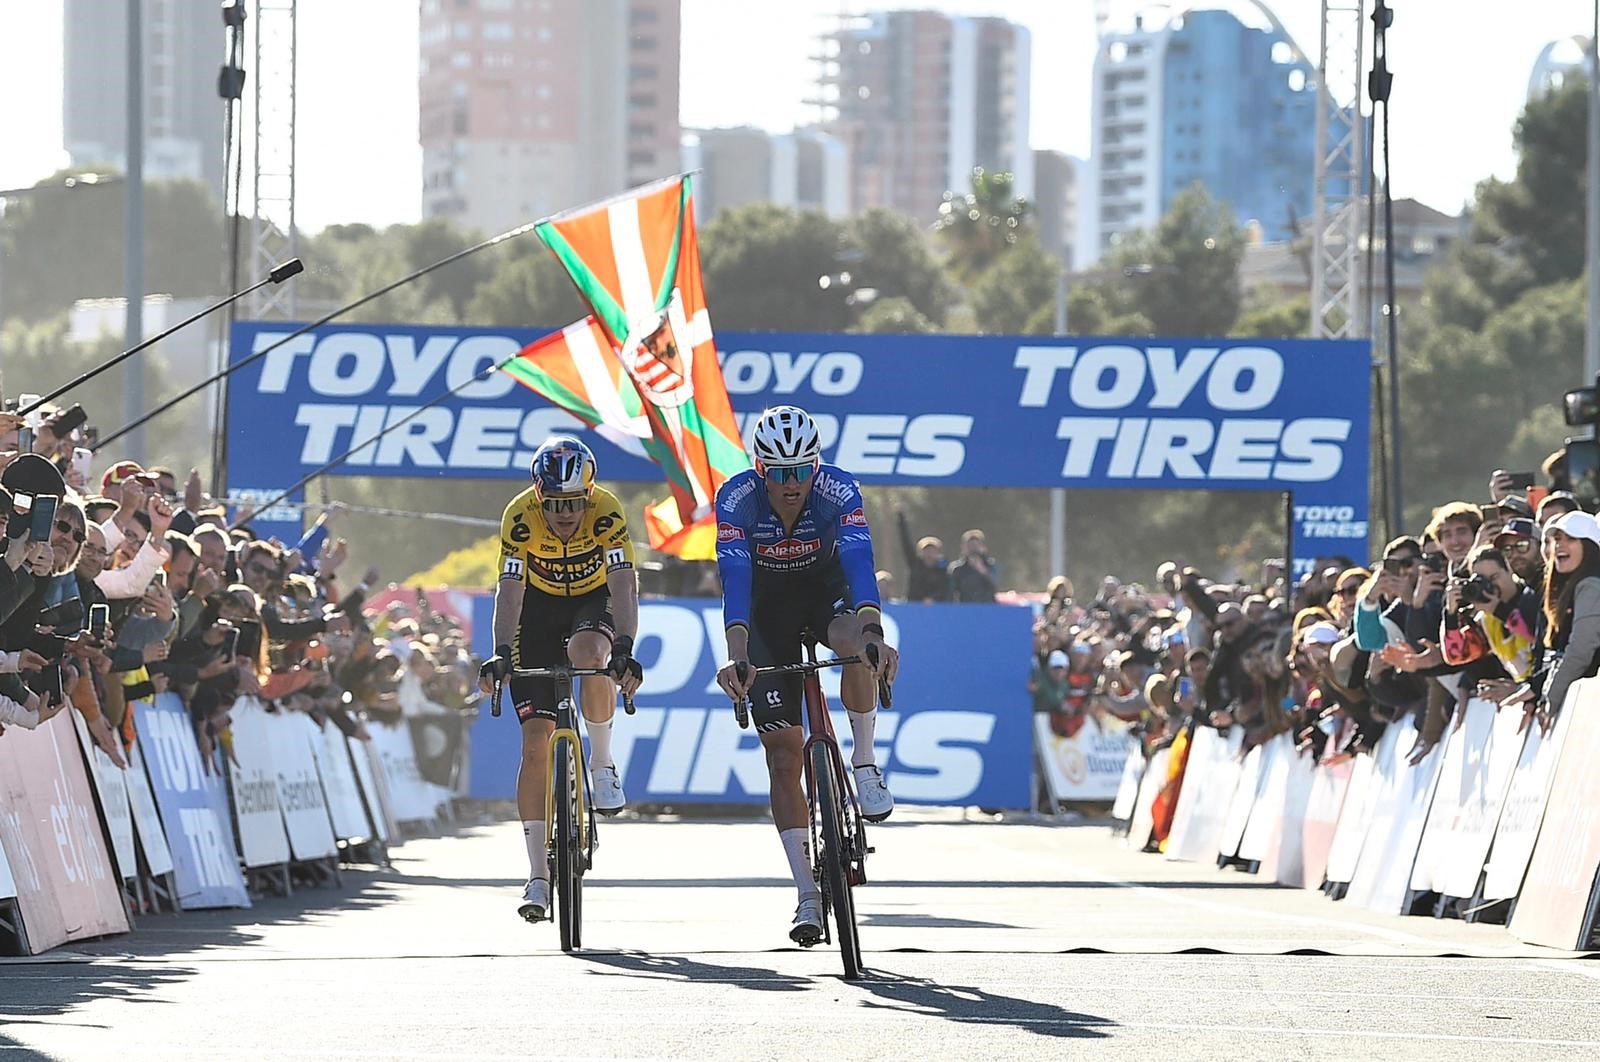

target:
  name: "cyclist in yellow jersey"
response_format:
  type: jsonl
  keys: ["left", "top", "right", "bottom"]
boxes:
{"left": 478, "top": 435, "right": 643, "bottom": 923}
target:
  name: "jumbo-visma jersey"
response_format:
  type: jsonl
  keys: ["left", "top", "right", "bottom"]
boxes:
{"left": 714, "top": 464, "right": 880, "bottom": 629}
{"left": 498, "top": 485, "right": 635, "bottom": 596}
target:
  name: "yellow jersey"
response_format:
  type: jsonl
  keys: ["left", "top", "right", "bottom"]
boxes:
{"left": 498, "top": 485, "right": 636, "bottom": 596}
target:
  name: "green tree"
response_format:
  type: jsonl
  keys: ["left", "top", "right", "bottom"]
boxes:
{"left": 1234, "top": 294, "right": 1309, "bottom": 338}
{"left": 968, "top": 234, "right": 1058, "bottom": 334}
{"left": 699, "top": 203, "right": 852, "bottom": 331}
{"left": 0, "top": 173, "right": 226, "bottom": 324}
{"left": 934, "top": 167, "right": 1030, "bottom": 282}
{"left": 463, "top": 240, "right": 588, "bottom": 328}
{"left": 1101, "top": 184, "right": 1246, "bottom": 336}
{"left": 842, "top": 208, "right": 954, "bottom": 326}
{"left": 852, "top": 295, "right": 934, "bottom": 334}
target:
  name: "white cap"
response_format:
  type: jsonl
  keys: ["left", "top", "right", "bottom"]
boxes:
{"left": 1047, "top": 650, "right": 1069, "bottom": 668}
{"left": 1547, "top": 509, "right": 1600, "bottom": 546}
{"left": 1301, "top": 621, "right": 1342, "bottom": 647}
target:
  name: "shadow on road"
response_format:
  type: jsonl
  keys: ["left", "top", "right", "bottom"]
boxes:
{"left": 0, "top": 960, "right": 195, "bottom": 1058}
{"left": 852, "top": 967, "right": 1114, "bottom": 1039}
{"left": 575, "top": 949, "right": 811, "bottom": 992}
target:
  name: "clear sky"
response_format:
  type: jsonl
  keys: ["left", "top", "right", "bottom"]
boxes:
{"left": 0, "top": 1, "right": 1594, "bottom": 232}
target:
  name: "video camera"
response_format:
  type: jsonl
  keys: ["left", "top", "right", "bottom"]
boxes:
{"left": 1562, "top": 378, "right": 1600, "bottom": 510}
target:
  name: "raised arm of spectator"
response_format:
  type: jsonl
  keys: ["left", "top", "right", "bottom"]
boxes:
{"left": 1544, "top": 578, "right": 1600, "bottom": 716}
{"left": 1180, "top": 571, "right": 1220, "bottom": 624}
{"left": 94, "top": 537, "right": 170, "bottom": 600}
{"left": 262, "top": 600, "right": 327, "bottom": 641}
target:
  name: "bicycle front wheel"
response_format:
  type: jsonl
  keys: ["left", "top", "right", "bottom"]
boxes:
{"left": 812, "top": 741, "right": 863, "bottom": 979}
{"left": 554, "top": 740, "right": 583, "bottom": 952}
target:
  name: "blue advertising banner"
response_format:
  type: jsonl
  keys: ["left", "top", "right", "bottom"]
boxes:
{"left": 227, "top": 324, "right": 1370, "bottom": 574}
{"left": 140, "top": 694, "right": 251, "bottom": 909}
{"left": 465, "top": 598, "right": 1035, "bottom": 809}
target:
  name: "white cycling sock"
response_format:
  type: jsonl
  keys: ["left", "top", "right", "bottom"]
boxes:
{"left": 523, "top": 820, "right": 547, "bottom": 881}
{"left": 780, "top": 828, "right": 817, "bottom": 898}
{"left": 848, "top": 707, "right": 877, "bottom": 768}
{"left": 587, "top": 716, "right": 613, "bottom": 768}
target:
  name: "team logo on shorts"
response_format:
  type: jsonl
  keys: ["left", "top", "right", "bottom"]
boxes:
{"left": 839, "top": 507, "right": 868, "bottom": 528}
{"left": 717, "top": 522, "right": 744, "bottom": 542}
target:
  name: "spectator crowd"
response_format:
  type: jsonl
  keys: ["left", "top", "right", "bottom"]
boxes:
{"left": 0, "top": 398, "right": 479, "bottom": 792}
{"left": 1020, "top": 454, "right": 1598, "bottom": 859}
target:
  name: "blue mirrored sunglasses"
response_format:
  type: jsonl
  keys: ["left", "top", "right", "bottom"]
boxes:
{"left": 762, "top": 463, "right": 816, "bottom": 485}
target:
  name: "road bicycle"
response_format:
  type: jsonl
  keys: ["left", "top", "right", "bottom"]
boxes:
{"left": 493, "top": 664, "right": 634, "bottom": 953}
{"left": 734, "top": 636, "right": 892, "bottom": 980}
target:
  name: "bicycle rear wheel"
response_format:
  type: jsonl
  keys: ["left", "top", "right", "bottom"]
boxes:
{"left": 812, "top": 741, "right": 863, "bottom": 979}
{"left": 554, "top": 740, "right": 583, "bottom": 952}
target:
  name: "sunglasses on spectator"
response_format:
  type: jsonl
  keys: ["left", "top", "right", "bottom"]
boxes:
{"left": 1336, "top": 584, "right": 1360, "bottom": 598}
{"left": 1501, "top": 540, "right": 1534, "bottom": 554}
{"left": 246, "top": 561, "right": 277, "bottom": 576}
{"left": 762, "top": 463, "right": 816, "bottom": 485}
{"left": 55, "top": 521, "right": 85, "bottom": 543}
{"left": 540, "top": 496, "right": 588, "bottom": 514}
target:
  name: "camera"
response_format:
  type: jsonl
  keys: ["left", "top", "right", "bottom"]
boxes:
{"left": 1460, "top": 574, "right": 1497, "bottom": 606}
{"left": 1420, "top": 553, "right": 1446, "bottom": 574}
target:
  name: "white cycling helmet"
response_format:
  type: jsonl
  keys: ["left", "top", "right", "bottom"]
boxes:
{"left": 751, "top": 405, "right": 821, "bottom": 467}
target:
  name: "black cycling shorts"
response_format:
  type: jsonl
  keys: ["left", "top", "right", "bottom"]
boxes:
{"left": 746, "top": 565, "right": 855, "bottom": 733}
{"left": 510, "top": 587, "right": 614, "bottom": 724}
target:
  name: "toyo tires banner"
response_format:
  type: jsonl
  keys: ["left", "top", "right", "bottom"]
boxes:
{"left": 226, "top": 325, "right": 1370, "bottom": 576}
{"left": 466, "top": 598, "right": 1035, "bottom": 809}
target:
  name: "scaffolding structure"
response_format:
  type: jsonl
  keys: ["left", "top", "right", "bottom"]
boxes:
{"left": 1311, "top": 0, "right": 1365, "bottom": 339}
{"left": 249, "top": 0, "right": 297, "bottom": 319}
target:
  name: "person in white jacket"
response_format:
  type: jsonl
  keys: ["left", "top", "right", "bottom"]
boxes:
{"left": 0, "top": 647, "right": 65, "bottom": 731}
{"left": 90, "top": 498, "right": 174, "bottom": 602}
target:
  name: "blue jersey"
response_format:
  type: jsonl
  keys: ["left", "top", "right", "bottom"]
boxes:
{"left": 714, "top": 464, "right": 880, "bottom": 630}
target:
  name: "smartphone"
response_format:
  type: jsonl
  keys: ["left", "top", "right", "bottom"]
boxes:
{"left": 46, "top": 404, "right": 87, "bottom": 436}
{"left": 71, "top": 447, "right": 93, "bottom": 483}
{"left": 223, "top": 627, "right": 241, "bottom": 660}
{"left": 1504, "top": 471, "right": 1537, "bottom": 491}
{"left": 16, "top": 425, "right": 32, "bottom": 454}
{"left": 15, "top": 393, "right": 41, "bottom": 424}
{"left": 1478, "top": 503, "right": 1501, "bottom": 523}
{"left": 29, "top": 493, "right": 58, "bottom": 542}
{"left": 82, "top": 426, "right": 99, "bottom": 450}
{"left": 1178, "top": 676, "right": 1192, "bottom": 700}
{"left": 88, "top": 603, "right": 110, "bottom": 637}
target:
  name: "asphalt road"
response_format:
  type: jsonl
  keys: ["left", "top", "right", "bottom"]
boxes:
{"left": 3, "top": 809, "right": 1598, "bottom": 1060}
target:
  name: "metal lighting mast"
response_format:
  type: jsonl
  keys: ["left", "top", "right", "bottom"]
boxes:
{"left": 250, "top": 0, "right": 298, "bottom": 319}
{"left": 1311, "top": 0, "right": 1365, "bottom": 340}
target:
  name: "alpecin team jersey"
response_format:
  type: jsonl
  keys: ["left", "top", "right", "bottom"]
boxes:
{"left": 714, "top": 464, "right": 881, "bottom": 630}
{"left": 498, "top": 484, "right": 635, "bottom": 597}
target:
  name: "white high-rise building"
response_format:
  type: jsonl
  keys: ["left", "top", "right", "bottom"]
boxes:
{"left": 681, "top": 127, "right": 848, "bottom": 221}
{"left": 814, "top": 10, "right": 1031, "bottom": 221}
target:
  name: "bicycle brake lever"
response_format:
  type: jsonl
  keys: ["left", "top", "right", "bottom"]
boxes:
{"left": 733, "top": 662, "right": 750, "bottom": 729}
{"left": 491, "top": 679, "right": 502, "bottom": 718}
{"left": 622, "top": 692, "right": 636, "bottom": 716}
{"left": 862, "top": 644, "right": 893, "bottom": 708}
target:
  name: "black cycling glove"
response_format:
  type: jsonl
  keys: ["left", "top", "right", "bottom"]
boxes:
{"left": 608, "top": 635, "right": 642, "bottom": 685}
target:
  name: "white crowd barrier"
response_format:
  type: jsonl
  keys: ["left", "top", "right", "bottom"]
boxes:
{"left": 1120, "top": 677, "right": 1600, "bottom": 950}
{"left": 0, "top": 695, "right": 455, "bottom": 956}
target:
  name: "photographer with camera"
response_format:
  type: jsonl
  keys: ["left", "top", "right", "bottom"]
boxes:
{"left": 1442, "top": 545, "right": 1537, "bottom": 686}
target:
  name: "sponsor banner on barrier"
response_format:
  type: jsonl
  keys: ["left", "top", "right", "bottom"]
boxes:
{"left": 1165, "top": 725, "right": 1245, "bottom": 864}
{"left": 1218, "top": 741, "right": 1267, "bottom": 860}
{"left": 0, "top": 833, "right": 14, "bottom": 900}
{"left": 348, "top": 737, "right": 396, "bottom": 844}
{"left": 228, "top": 324, "right": 1370, "bottom": 574}
{"left": 228, "top": 699, "right": 292, "bottom": 868}
{"left": 1411, "top": 699, "right": 1529, "bottom": 899}
{"left": 1111, "top": 753, "right": 1144, "bottom": 821}
{"left": 71, "top": 710, "right": 137, "bottom": 881}
{"left": 1482, "top": 698, "right": 1576, "bottom": 903}
{"left": 1259, "top": 744, "right": 1317, "bottom": 882}
{"left": 1346, "top": 716, "right": 1446, "bottom": 914}
{"left": 0, "top": 712, "right": 129, "bottom": 953}
{"left": 1509, "top": 681, "right": 1600, "bottom": 950}
{"left": 1238, "top": 734, "right": 1296, "bottom": 866}
{"left": 1035, "top": 716, "right": 1135, "bottom": 802}
{"left": 1324, "top": 743, "right": 1388, "bottom": 886}
{"left": 139, "top": 695, "right": 249, "bottom": 908}
{"left": 467, "top": 600, "right": 1033, "bottom": 808}
{"left": 123, "top": 739, "right": 175, "bottom": 878}
{"left": 368, "top": 722, "right": 442, "bottom": 824}
{"left": 1126, "top": 748, "right": 1169, "bottom": 851}
{"left": 265, "top": 710, "right": 338, "bottom": 861}
{"left": 1297, "top": 754, "right": 1354, "bottom": 889}
{"left": 305, "top": 716, "right": 373, "bottom": 843}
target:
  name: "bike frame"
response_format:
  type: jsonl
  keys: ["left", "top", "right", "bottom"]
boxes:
{"left": 796, "top": 643, "right": 866, "bottom": 894}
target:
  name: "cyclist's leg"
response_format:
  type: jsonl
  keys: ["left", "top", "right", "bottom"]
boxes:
{"left": 566, "top": 590, "right": 617, "bottom": 732}
{"left": 511, "top": 595, "right": 567, "bottom": 892}
{"left": 820, "top": 585, "right": 894, "bottom": 819}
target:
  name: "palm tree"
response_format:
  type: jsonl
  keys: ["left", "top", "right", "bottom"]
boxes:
{"left": 933, "top": 167, "right": 1031, "bottom": 282}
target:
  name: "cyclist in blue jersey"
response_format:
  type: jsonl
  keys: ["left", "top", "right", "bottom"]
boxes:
{"left": 714, "top": 405, "right": 900, "bottom": 944}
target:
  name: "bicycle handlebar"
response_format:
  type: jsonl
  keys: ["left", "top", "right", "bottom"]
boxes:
{"left": 729, "top": 648, "right": 893, "bottom": 729}
{"left": 489, "top": 665, "right": 636, "bottom": 718}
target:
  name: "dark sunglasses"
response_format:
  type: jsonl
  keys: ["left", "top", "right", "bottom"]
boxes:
{"left": 55, "top": 520, "right": 85, "bottom": 543}
{"left": 1501, "top": 540, "right": 1534, "bottom": 553}
{"left": 540, "top": 496, "right": 588, "bottom": 514}
{"left": 1336, "top": 585, "right": 1360, "bottom": 597}
{"left": 762, "top": 462, "right": 816, "bottom": 486}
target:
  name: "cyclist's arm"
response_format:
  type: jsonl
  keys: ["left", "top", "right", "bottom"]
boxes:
{"left": 714, "top": 478, "right": 756, "bottom": 651}
{"left": 604, "top": 541, "right": 639, "bottom": 643}
{"left": 493, "top": 549, "right": 526, "bottom": 653}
